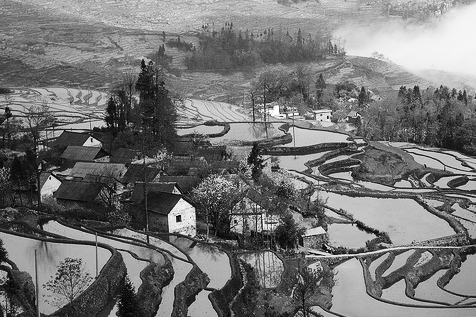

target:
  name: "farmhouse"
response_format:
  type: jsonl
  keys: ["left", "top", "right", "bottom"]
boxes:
{"left": 142, "top": 191, "right": 196, "bottom": 237}
{"left": 301, "top": 227, "right": 328, "bottom": 249}
{"left": 311, "top": 109, "right": 332, "bottom": 122}
{"left": 346, "top": 111, "right": 362, "bottom": 124}
{"left": 230, "top": 189, "right": 280, "bottom": 236}
{"left": 53, "top": 131, "right": 102, "bottom": 148}
{"left": 39, "top": 172, "right": 62, "bottom": 201}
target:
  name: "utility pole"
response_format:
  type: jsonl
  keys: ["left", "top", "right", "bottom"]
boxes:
{"left": 35, "top": 250, "right": 40, "bottom": 317}
{"left": 142, "top": 118, "right": 150, "bottom": 244}
{"left": 251, "top": 91, "right": 256, "bottom": 122}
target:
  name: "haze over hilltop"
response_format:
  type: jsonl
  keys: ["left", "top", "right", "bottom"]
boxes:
{"left": 335, "top": 3, "right": 476, "bottom": 76}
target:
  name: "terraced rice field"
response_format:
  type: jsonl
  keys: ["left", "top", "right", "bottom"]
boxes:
{"left": 0, "top": 230, "right": 112, "bottom": 315}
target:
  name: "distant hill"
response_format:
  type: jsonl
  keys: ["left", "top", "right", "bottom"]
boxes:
{"left": 1, "top": 0, "right": 474, "bottom": 96}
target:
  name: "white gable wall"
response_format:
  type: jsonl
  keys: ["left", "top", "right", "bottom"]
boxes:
{"left": 167, "top": 198, "right": 196, "bottom": 237}
{"left": 40, "top": 176, "right": 62, "bottom": 201}
{"left": 81, "top": 137, "right": 102, "bottom": 148}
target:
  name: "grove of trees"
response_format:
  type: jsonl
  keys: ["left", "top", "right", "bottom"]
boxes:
{"left": 185, "top": 22, "right": 344, "bottom": 70}
{"left": 359, "top": 85, "right": 476, "bottom": 156}
{"left": 105, "top": 59, "right": 178, "bottom": 153}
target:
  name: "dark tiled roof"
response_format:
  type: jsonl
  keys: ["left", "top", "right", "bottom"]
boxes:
{"left": 54, "top": 131, "right": 99, "bottom": 147}
{"left": 110, "top": 148, "right": 139, "bottom": 164}
{"left": 172, "top": 139, "right": 195, "bottom": 156}
{"left": 71, "top": 162, "right": 126, "bottom": 179}
{"left": 121, "top": 165, "right": 160, "bottom": 185}
{"left": 145, "top": 191, "right": 183, "bottom": 215}
{"left": 130, "top": 182, "right": 179, "bottom": 202}
{"left": 54, "top": 181, "right": 103, "bottom": 202}
{"left": 60, "top": 146, "right": 109, "bottom": 162}
{"left": 157, "top": 175, "right": 201, "bottom": 194}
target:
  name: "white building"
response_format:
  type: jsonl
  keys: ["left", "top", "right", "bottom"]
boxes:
{"left": 39, "top": 172, "right": 62, "bottom": 201}
{"left": 312, "top": 109, "right": 332, "bottom": 122}
{"left": 145, "top": 192, "right": 196, "bottom": 237}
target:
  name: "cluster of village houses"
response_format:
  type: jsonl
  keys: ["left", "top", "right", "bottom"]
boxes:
{"left": 38, "top": 130, "right": 329, "bottom": 248}
{"left": 258, "top": 101, "right": 362, "bottom": 124}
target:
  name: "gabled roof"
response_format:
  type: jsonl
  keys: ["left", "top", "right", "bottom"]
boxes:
{"left": 70, "top": 162, "right": 126, "bottom": 179}
{"left": 130, "top": 181, "right": 180, "bottom": 202}
{"left": 303, "top": 227, "right": 326, "bottom": 237}
{"left": 54, "top": 181, "right": 103, "bottom": 202}
{"left": 157, "top": 175, "right": 201, "bottom": 194}
{"left": 121, "top": 165, "right": 160, "bottom": 185}
{"left": 347, "top": 111, "right": 361, "bottom": 117}
{"left": 144, "top": 191, "right": 186, "bottom": 215}
{"left": 312, "top": 109, "right": 332, "bottom": 114}
{"left": 110, "top": 148, "right": 139, "bottom": 164}
{"left": 54, "top": 131, "right": 100, "bottom": 147}
{"left": 39, "top": 172, "right": 61, "bottom": 189}
{"left": 60, "top": 146, "right": 110, "bottom": 162}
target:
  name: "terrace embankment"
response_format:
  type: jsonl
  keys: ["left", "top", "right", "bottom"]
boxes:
{"left": 351, "top": 142, "right": 427, "bottom": 185}
{"left": 171, "top": 266, "right": 210, "bottom": 317}
{"left": 137, "top": 259, "right": 174, "bottom": 317}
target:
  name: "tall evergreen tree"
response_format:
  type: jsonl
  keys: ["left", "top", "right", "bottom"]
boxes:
{"left": 247, "top": 142, "right": 264, "bottom": 182}
{"left": 358, "top": 87, "right": 369, "bottom": 107}
{"left": 117, "top": 276, "right": 141, "bottom": 317}
{"left": 135, "top": 59, "right": 177, "bottom": 150}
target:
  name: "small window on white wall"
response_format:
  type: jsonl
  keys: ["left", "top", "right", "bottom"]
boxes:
{"left": 176, "top": 215, "right": 182, "bottom": 223}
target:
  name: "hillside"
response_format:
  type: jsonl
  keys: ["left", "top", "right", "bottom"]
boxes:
{"left": 1, "top": 0, "right": 473, "bottom": 98}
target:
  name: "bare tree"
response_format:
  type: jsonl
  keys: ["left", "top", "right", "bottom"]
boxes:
{"left": 43, "top": 258, "right": 93, "bottom": 310}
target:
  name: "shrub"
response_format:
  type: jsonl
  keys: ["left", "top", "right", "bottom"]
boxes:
{"left": 107, "top": 210, "right": 132, "bottom": 226}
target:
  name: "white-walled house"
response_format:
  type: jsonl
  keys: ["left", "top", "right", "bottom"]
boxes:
{"left": 230, "top": 190, "right": 280, "bottom": 235}
{"left": 311, "top": 109, "right": 332, "bottom": 122}
{"left": 144, "top": 192, "right": 196, "bottom": 237}
{"left": 39, "top": 172, "right": 62, "bottom": 201}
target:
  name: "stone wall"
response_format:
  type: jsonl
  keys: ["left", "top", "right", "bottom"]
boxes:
{"left": 137, "top": 259, "right": 174, "bottom": 317}
{"left": 262, "top": 142, "right": 349, "bottom": 156}
{"left": 49, "top": 249, "right": 126, "bottom": 317}
{"left": 171, "top": 266, "right": 210, "bottom": 317}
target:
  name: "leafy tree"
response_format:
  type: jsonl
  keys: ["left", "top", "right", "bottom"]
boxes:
{"left": 275, "top": 213, "right": 305, "bottom": 250}
{"left": 116, "top": 276, "right": 141, "bottom": 317}
{"left": 105, "top": 89, "right": 131, "bottom": 135}
{"left": 191, "top": 174, "right": 239, "bottom": 238}
{"left": 43, "top": 258, "right": 93, "bottom": 309}
{"left": 247, "top": 142, "right": 264, "bottom": 182}
{"left": 0, "top": 239, "right": 7, "bottom": 263}
{"left": 0, "top": 167, "right": 12, "bottom": 207}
